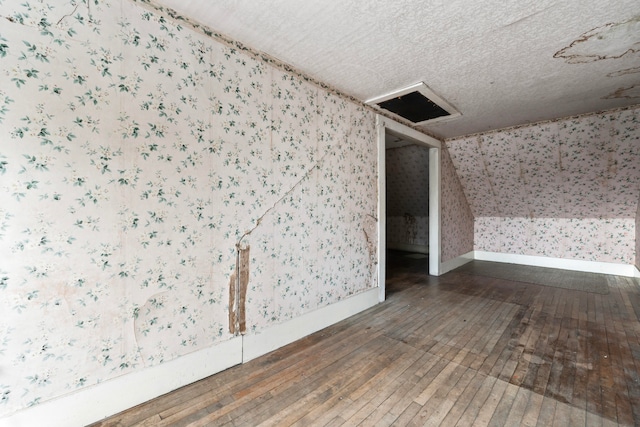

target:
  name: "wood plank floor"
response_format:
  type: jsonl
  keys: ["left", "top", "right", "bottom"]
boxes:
{"left": 92, "top": 251, "right": 640, "bottom": 426}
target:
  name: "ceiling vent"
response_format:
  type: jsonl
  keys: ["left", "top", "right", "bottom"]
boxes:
{"left": 366, "top": 82, "right": 460, "bottom": 124}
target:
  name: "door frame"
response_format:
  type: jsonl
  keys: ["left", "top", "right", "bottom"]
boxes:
{"left": 376, "top": 115, "right": 442, "bottom": 302}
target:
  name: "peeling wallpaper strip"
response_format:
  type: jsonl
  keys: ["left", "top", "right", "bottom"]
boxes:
{"left": 0, "top": 0, "right": 478, "bottom": 417}
{"left": 0, "top": 0, "right": 383, "bottom": 416}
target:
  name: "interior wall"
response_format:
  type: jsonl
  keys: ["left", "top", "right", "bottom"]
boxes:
{"left": 385, "top": 145, "right": 430, "bottom": 250}
{"left": 0, "top": 0, "right": 377, "bottom": 418}
{"left": 446, "top": 107, "right": 640, "bottom": 264}
{"left": 440, "top": 145, "right": 474, "bottom": 262}
{"left": 636, "top": 197, "right": 640, "bottom": 271}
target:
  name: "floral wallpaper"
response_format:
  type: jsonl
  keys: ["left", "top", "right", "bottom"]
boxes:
{"left": 636, "top": 195, "right": 640, "bottom": 270}
{"left": 474, "top": 217, "right": 635, "bottom": 263}
{"left": 387, "top": 215, "right": 429, "bottom": 248}
{"left": 385, "top": 145, "right": 430, "bottom": 248}
{"left": 446, "top": 107, "right": 640, "bottom": 264}
{"left": 440, "top": 145, "right": 474, "bottom": 262}
{"left": 383, "top": 143, "right": 476, "bottom": 258}
{"left": 0, "top": 0, "right": 378, "bottom": 417}
{"left": 385, "top": 145, "right": 429, "bottom": 217}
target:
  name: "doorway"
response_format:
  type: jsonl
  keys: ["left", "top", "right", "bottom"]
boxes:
{"left": 376, "top": 116, "right": 441, "bottom": 302}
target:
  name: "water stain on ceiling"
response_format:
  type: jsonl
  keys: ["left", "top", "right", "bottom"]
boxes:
{"left": 605, "top": 85, "right": 640, "bottom": 99}
{"left": 607, "top": 66, "right": 640, "bottom": 77}
{"left": 554, "top": 16, "right": 640, "bottom": 63}
{"left": 553, "top": 16, "right": 640, "bottom": 100}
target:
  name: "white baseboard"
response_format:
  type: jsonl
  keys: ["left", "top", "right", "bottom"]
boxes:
{"left": 0, "top": 287, "right": 380, "bottom": 427}
{"left": 0, "top": 337, "right": 243, "bottom": 427}
{"left": 474, "top": 251, "right": 638, "bottom": 277}
{"left": 439, "top": 251, "right": 474, "bottom": 275}
{"left": 634, "top": 265, "right": 640, "bottom": 278}
{"left": 242, "top": 287, "right": 379, "bottom": 362}
{"left": 386, "top": 243, "right": 429, "bottom": 254}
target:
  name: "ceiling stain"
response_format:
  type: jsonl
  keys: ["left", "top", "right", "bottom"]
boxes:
{"left": 607, "top": 66, "right": 640, "bottom": 77}
{"left": 554, "top": 16, "right": 640, "bottom": 63}
{"left": 604, "top": 85, "right": 640, "bottom": 99}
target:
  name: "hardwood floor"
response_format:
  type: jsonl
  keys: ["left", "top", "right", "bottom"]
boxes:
{"left": 92, "top": 252, "right": 640, "bottom": 426}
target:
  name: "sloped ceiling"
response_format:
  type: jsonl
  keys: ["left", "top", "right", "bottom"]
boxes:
{"left": 150, "top": 0, "right": 639, "bottom": 139}
{"left": 446, "top": 107, "right": 640, "bottom": 219}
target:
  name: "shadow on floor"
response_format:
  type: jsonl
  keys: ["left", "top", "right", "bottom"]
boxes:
{"left": 385, "top": 249, "right": 431, "bottom": 295}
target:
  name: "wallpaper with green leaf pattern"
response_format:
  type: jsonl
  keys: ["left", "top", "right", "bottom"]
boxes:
{"left": 0, "top": 0, "right": 380, "bottom": 415}
{"left": 636, "top": 194, "right": 640, "bottom": 270}
{"left": 447, "top": 108, "right": 640, "bottom": 264}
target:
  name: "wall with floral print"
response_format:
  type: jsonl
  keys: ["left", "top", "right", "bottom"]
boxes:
{"left": 385, "top": 145, "right": 430, "bottom": 249}
{"left": 0, "top": 0, "right": 381, "bottom": 417}
{"left": 386, "top": 216, "right": 429, "bottom": 249}
{"left": 440, "top": 145, "right": 474, "bottom": 262}
{"left": 636, "top": 195, "right": 640, "bottom": 270}
{"left": 446, "top": 107, "right": 640, "bottom": 264}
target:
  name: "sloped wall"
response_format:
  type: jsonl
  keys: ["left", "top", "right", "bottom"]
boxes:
{"left": 441, "top": 145, "right": 474, "bottom": 262}
{"left": 383, "top": 142, "right": 475, "bottom": 261}
{"left": 447, "top": 107, "right": 640, "bottom": 264}
{"left": 0, "top": 0, "right": 377, "bottom": 417}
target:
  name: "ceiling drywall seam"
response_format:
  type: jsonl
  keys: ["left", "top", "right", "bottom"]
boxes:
{"left": 444, "top": 104, "right": 640, "bottom": 142}
{"left": 129, "top": 0, "right": 442, "bottom": 142}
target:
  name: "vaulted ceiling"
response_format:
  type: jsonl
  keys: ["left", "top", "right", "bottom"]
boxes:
{"left": 152, "top": 0, "right": 639, "bottom": 139}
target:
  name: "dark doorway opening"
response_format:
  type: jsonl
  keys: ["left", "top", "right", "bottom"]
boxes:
{"left": 384, "top": 132, "right": 431, "bottom": 297}
{"left": 385, "top": 249, "right": 430, "bottom": 295}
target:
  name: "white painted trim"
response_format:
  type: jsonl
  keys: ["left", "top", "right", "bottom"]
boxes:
{"left": 440, "top": 251, "right": 474, "bottom": 274}
{"left": 429, "top": 147, "right": 441, "bottom": 276}
{"left": 242, "top": 288, "right": 379, "bottom": 362}
{"left": 2, "top": 286, "right": 382, "bottom": 427}
{"left": 379, "top": 116, "right": 441, "bottom": 149}
{"left": 376, "top": 115, "right": 442, "bottom": 281}
{"left": 0, "top": 337, "right": 243, "bottom": 427}
{"left": 474, "top": 251, "right": 639, "bottom": 277}
{"left": 634, "top": 266, "right": 640, "bottom": 278}
{"left": 376, "top": 116, "right": 387, "bottom": 302}
{"left": 386, "top": 243, "right": 429, "bottom": 254}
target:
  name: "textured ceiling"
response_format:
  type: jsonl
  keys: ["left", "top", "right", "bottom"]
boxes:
{"left": 151, "top": 0, "right": 640, "bottom": 139}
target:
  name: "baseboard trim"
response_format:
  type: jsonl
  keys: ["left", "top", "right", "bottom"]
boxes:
{"left": 440, "top": 250, "right": 474, "bottom": 275}
{"left": 0, "top": 337, "right": 243, "bottom": 427}
{"left": 0, "top": 287, "right": 381, "bottom": 427}
{"left": 386, "top": 243, "right": 429, "bottom": 254}
{"left": 634, "top": 266, "right": 640, "bottom": 278}
{"left": 242, "top": 287, "right": 380, "bottom": 362}
{"left": 474, "top": 251, "right": 638, "bottom": 277}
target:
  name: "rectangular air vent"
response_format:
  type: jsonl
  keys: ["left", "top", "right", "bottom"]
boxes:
{"left": 366, "top": 82, "right": 460, "bottom": 124}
